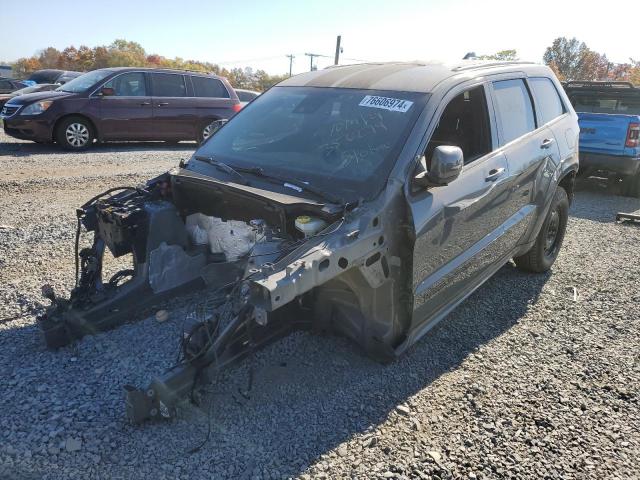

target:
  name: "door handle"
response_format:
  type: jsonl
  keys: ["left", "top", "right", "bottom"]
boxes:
{"left": 485, "top": 167, "right": 506, "bottom": 182}
{"left": 139, "top": 102, "right": 151, "bottom": 106}
{"left": 157, "top": 102, "right": 169, "bottom": 106}
{"left": 540, "top": 138, "right": 555, "bottom": 149}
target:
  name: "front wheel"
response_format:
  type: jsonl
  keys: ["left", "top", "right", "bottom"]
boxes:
{"left": 55, "top": 116, "right": 94, "bottom": 150}
{"left": 514, "top": 187, "right": 569, "bottom": 273}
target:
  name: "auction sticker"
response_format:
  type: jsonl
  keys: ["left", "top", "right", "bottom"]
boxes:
{"left": 359, "top": 95, "right": 413, "bottom": 112}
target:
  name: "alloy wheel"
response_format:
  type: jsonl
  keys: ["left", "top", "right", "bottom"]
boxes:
{"left": 65, "top": 123, "right": 90, "bottom": 148}
{"left": 202, "top": 124, "right": 214, "bottom": 141}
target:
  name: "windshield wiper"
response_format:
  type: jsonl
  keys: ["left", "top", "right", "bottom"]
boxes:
{"left": 194, "top": 155, "right": 250, "bottom": 186}
{"left": 235, "top": 166, "right": 344, "bottom": 205}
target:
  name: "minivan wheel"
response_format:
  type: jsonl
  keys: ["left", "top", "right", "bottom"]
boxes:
{"left": 199, "top": 123, "right": 214, "bottom": 144}
{"left": 56, "top": 116, "right": 94, "bottom": 150}
{"left": 514, "top": 187, "right": 569, "bottom": 273}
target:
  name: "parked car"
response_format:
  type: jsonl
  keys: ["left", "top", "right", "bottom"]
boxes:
{"left": 38, "top": 61, "right": 579, "bottom": 423}
{"left": 234, "top": 88, "right": 260, "bottom": 106}
{"left": 1, "top": 67, "right": 241, "bottom": 149}
{"left": 0, "top": 83, "right": 58, "bottom": 109}
{"left": 563, "top": 81, "right": 640, "bottom": 197}
{"left": 0, "top": 77, "right": 28, "bottom": 94}
{"left": 27, "top": 69, "right": 82, "bottom": 85}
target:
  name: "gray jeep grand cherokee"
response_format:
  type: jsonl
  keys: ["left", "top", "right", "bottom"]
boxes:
{"left": 39, "top": 61, "right": 579, "bottom": 423}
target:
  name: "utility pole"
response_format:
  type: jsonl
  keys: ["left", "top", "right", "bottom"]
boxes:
{"left": 305, "top": 53, "right": 321, "bottom": 71}
{"left": 286, "top": 54, "right": 295, "bottom": 77}
{"left": 334, "top": 35, "right": 342, "bottom": 65}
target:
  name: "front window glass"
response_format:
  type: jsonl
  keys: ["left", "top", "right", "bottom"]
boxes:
{"left": 104, "top": 72, "right": 147, "bottom": 96}
{"left": 56, "top": 70, "right": 112, "bottom": 93}
{"left": 195, "top": 86, "right": 427, "bottom": 200}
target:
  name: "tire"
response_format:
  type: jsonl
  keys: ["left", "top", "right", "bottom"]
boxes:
{"left": 198, "top": 123, "right": 215, "bottom": 145}
{"left": 55, "top": 116, "right": 94, "bottom": 150}
{"left": 621, "top": 173, "right": 640, "bottom": 198}
{"left": 514, "top": 187, "right": 569, "bottom": 273}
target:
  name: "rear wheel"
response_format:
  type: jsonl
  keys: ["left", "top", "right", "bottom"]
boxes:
{"left": 55, "top": 116, "right": 94, "bottom": 150}
{"left": 514, "top": 187, "right": 569, "bottom": 273}
{"left": 198, "top": 123, "right": 215, "bottom": 144}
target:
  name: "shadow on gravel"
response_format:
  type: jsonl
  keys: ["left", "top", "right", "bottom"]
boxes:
{"left": 0, "top": 140, "right": 197, "bottom": 156}
{"left": 571, "top": 178, "right": 640, "bottom": 223}
{"left": 181, "top": 262, "right": 552, "bottom": 478}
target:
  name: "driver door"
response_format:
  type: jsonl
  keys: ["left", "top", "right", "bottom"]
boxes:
{"left": 407, "top": 82, "right": 519, "bottom": 331}
{"left": 97, "top": 72, "right": 154, "bottom": 140}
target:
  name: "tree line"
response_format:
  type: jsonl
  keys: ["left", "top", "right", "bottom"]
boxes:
{"left": 8, "top": 37, "right": 640, "bottom": 88}
{"left": 9, "top": 39, "right": 288, "bottom": 91}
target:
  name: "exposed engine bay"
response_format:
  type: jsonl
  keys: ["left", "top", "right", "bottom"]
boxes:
{"left": 39, "top": 166, "right": 411, "bottom": 424}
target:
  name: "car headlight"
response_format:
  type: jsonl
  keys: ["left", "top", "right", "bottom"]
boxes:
{"left": 21, "top": 100, "right": 53, "bottom": 115}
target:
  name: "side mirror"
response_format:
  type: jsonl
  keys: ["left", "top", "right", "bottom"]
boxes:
{"left": 414, "top": 145, "right": 464, "bottom": 188}
{"left": 99, "top": 87, "right": 115, "bottom": 97}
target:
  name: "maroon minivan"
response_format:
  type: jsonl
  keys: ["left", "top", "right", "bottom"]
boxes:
{"left": 0, "top": 68, "right": 241, "bottom": 149}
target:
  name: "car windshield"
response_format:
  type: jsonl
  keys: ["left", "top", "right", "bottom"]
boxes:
{"left": 570, "top": 93, "right": 640, "bottom": 115}
{"left": 56, "top": 70, "right": 112, "bottom": 93}
{"left": 195, "top": 86, "right": 427, "bottom": 201}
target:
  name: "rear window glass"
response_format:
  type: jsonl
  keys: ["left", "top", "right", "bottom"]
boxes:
{"left": 569, "top": 93, "right": 640, "bottom": 115}
{"left": 493, "top": 79, "right": 536, "bottom": 144}
{"left": 191, "top": 76, "right": 229, "bottom": 98}
{"left": 529, "top": 77, "right": 565, "bottom": 124}
{"left": 237, "top": 90, "right": 258, "bottom": 102}
{"left": 151, "top": 73, "right": 186, "bottom": 97}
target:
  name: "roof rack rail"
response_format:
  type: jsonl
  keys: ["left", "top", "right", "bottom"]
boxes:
{"left": 451, "top": 60, "right": 536, "bottom": 72}
{"left": 563, "top": 80, "right": 635, "bottom": 89}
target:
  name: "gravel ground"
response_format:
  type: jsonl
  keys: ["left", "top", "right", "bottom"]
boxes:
{"left": 1, "top": 132, "right": 639, "bottom": 480}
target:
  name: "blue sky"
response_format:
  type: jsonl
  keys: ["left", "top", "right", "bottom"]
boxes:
{"left": 0, "top": 0, "right": 635, "bottom": 74}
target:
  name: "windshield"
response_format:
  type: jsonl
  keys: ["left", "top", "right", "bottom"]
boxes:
{"left": 570, "top": 93, "right": 640, "bottom": 115}
{"left": 194, "top": 86, "right": 427, "bottom": 200}
{"left": 56, "top": 70, "right": 112, "bottom": 93}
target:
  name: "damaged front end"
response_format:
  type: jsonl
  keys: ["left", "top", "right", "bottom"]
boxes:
{"left": 39, "top": 164, "right": 412, "bottom": 423}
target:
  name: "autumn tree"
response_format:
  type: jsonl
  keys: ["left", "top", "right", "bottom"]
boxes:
{"left": 9, "top": 38, "right": 286, "bottom": 90}
{"left": 477, "top": 49, "right": 518, "bottom": 61}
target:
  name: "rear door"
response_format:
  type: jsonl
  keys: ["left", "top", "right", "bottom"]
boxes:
{"left": 150, "top": 72, "right": 194, "bottom": 140}
{"left": 97, "top": 71, "right": 154, "bottom": 140}
{"left": 488, "top": 78, "right": 561, "bottom": 241}
{"left": 408, "top": 82, "right": 517, "bottom": 328}
{"left": 189, "top": 75, "right": 236, "bottom": 136}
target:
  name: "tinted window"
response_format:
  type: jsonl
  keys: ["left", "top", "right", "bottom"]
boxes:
{"left": 151, "top": 73, "right": 186, "bottom": 97}
{"left": 104, "top": 72, "right": 147, "bottom": 96}
{"left": 530, "top": 77, "right": 565, "bottom": 124}
{"left": 493, "top": 79, "right": 536, "bottom": 144}
{"left": 196, "top": 86, "right": 427, "bottom": 201}
{"left": 192, "top": 76, "right": 229, "bottom": 98}
{"left": 569, "top": 93, "right": 640, "bottom": 115}
{"left": 0, "top": 80, "right": 11, "bottom": 89}
{"left": 237, "top": 90, "right": 258, "bottom": 102}
{"left": 426, "top": 86, "right": 491, "bottom": 165}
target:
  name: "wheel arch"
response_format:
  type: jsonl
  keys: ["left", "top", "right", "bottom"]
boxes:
{"left": 53, "top": 113, "right": 99, "bottom": 142}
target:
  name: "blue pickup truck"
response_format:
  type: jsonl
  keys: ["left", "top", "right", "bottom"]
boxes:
{"left": 564, "top": 81, "right": 640, "bottom": 197}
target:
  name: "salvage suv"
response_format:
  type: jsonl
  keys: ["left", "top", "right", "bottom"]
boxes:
{"left": 39, "top": 61, "right": 578, "bottom": 423}
{"left": 0, "top": 67, "right": 240, "bottom": 149}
